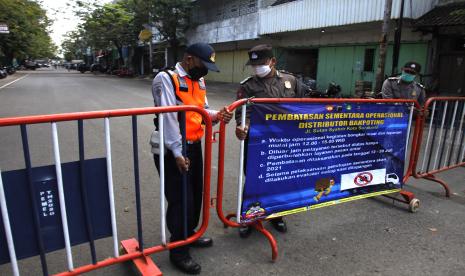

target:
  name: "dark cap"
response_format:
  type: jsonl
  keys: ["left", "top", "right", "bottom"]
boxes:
{"left": 246, "top": 44, "right": 274, "bottom": 65}
{"left": 403, "top": 61, "right": 421, "bottom": 74}
{"left": 185, "top": 43, "right": 219, "bottom": 72}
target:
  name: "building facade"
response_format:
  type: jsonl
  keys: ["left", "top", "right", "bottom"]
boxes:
{"left": 184, "top": 0, "right": 444, "bottom": 96}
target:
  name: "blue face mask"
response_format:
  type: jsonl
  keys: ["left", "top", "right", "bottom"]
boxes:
{"left": 401, "top": 71, "right": 416, "bottom": 83}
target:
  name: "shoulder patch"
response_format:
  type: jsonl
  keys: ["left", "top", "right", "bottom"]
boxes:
{"left": 279, "top": 70, "right": 298, "bottom": 78}
{"left": 279, "top": 70, "right": 293, "bottom": 75}
{"left": 240, "top": 76, "right": 253, "bottom": 85}
{"left": 198, "top": 78, "right": 206, "bottom": 90}
{"left": 178, "top": 76, "right": 189, "bottom": 92}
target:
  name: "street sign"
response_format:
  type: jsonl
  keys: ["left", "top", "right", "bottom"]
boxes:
{"left": 0, "top": 23, "right": 9, "bottom": 34}
{"left": 138, "top": 29, "right": 152, "bottom": 42}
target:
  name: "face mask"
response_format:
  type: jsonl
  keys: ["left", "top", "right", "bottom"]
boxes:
{"left": 188, "top": 66, "right": 208, "bottom": 81}
{"left": 253, "top": 64, "right": 272, "bottom": 78}
{"left": 400, "top": 71, "right": 416, "bottom": 83}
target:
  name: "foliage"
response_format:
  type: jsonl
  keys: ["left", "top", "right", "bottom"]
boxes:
{"left": 0, "top": 0, "right": 57, "bottom": 63}
{"left": 64, "top": 2, "right": 136, "bottom": 64}
{"left": 149, "top": 0, "right": 193, "bottom": 62}
{"left": 61, "top": 29, "right": 87, "bottom": 61}
{"left": 63, "top": 0, "right": 193, "bottom": 66}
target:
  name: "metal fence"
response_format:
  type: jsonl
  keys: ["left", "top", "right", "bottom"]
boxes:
{"left": 0, "top": 106, "right": 213, "bottom": 276}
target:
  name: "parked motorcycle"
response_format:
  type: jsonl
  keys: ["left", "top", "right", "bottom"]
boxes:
{"left": 5, "top": 66, "right": 16, "bottom": 75}
{"left": 326, "top": 82, "right": 342, "bottom": 98}
{"left": 0, "top": 67, "right": 7, "bottom": 79}
{"left": 78, "top": 63, "right": 89, "bottom": 73}
{"left": 300, "top": 76, "right": 342, "bottom": 98}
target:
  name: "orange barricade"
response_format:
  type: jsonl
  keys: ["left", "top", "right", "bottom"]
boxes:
{"left": 0, "top": 106, "right": 213, "bottom": 276}
{"left": 215, "top": 98, "right": 422, "bottom": 261}
{"left": 411, "top": 97, "right": 465, "bottom": 197}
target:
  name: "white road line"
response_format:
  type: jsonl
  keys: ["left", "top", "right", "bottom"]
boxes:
{"left": 0, "top": 74, "right": 29, "bottom": 90}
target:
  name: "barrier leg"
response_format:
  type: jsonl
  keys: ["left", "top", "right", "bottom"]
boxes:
{"left": 382, "top": 190, "right": 420, "bottom": 213}
{"left": 120, "top": 239, "right": 163, "bottom": 276}
{"left": 224, "top": 213, "right": 236, "bottom": 228}
{"left": 224, "top": 213, "right": 278, "bottom": 261}
{"left": 423, "top": 174, "right": 451, "bottom": 198}
{"left": 252, "top": 221, "right": 278, "bottom": 262}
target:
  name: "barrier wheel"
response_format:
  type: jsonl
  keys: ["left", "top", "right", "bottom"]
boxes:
{"left": 409, "top": 198, "right": 420, "bottom": 213}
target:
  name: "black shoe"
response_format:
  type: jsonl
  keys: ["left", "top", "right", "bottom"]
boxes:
{"left": 238, "top": 225, "right": 252, "bottom": 238}
{"left": 170, "top": 256, "right": 201, "bottom": 275}
{"left": 191, "top": 236, "right": 213, "bottom": 248}
{"left": 270, "top": 218, "right": 287, "bottom": 233}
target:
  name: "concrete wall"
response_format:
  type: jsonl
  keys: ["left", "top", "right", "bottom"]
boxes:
{"left": 265, "top": 22, "right": 432, "bottom": 48}
{"left": 204, "top": 50, "right": 251, "bottom": 83}
{"left": 186, "top": 12, "right": 259, "bottom": 45}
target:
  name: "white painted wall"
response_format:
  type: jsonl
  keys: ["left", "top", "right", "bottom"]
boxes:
{"left": 186, "top": 12, "right": 259, "bottom": 44}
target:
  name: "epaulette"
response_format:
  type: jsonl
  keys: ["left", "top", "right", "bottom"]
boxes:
{"left": 387, "top": 76, "right": 399, "bottom": 81}
{"left": 240, "top": 76, "right": 253, "bottom": 85}
{"left": 278, "top": 70, "right": 296, "bottom": 77}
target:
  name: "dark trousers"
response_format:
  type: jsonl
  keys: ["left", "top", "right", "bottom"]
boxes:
{"left": 154, "top": 142, "right": 203, "bottom": 260}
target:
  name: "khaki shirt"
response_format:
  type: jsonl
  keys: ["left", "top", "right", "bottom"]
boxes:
{"left": 381, "top": 76, "right": 426, "bottom": 106}
{"left": 235, "top": 70, "right": 306, "bottom": 123}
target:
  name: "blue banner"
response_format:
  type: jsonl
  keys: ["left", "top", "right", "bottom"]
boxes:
{"left": 0, "top": 158, "right": 112, "bottom": 264}
{"left": 241, "top": 102, "right": 410, "bottom": 223}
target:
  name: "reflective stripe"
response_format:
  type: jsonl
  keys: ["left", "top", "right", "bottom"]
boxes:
{"left": 105, "top": 118, "right": 119, "bottom": 258}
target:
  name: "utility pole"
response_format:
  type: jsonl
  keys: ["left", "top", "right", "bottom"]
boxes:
{"left": 391, "top": 0, "right": 405, "bottom": 76}
{"left": 375, "top": 0, "right": 393, "bottom": 93}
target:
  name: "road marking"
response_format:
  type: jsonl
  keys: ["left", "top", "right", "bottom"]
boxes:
{"left": 0, "top": 74, "right": 29, "bottom": 90}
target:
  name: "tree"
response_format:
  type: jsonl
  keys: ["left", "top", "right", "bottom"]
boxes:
{"left": 61, "top": 29, "right": 87, "bottom": 61}
{"left": 0, "top": 0, "right": 56, "bottom": 64}
{"left": 80, "top": 3, "right": 136, "bottom": 66}
{"left": 149, "top": 0, "right": 193, "bottom": 64}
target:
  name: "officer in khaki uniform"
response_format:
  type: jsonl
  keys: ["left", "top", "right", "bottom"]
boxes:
{"left": 381, "top": 61, "right": 426, "bottom": 106}
{"left": 235, "top": 44, "right": 307, "bottom": 238}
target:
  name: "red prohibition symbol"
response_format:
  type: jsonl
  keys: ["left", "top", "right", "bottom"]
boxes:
{"left": 354, "top": 172, "right": 373, "bottom": 187}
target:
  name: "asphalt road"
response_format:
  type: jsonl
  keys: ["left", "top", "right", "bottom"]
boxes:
{"left": 0, "top": 68, "right": 464, "bottom": 276}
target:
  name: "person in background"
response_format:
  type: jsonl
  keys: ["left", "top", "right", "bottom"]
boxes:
{"left": 381, "top": 61, "right": 426, "bottom": 106}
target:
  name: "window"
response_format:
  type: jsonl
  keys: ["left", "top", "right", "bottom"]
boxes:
{"left": 363, "top": 49, "right": 375, "bottom": 72}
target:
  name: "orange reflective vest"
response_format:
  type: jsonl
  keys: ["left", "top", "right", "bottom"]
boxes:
{"left": 166, "top": 70, "right": 206, "bottom": 141}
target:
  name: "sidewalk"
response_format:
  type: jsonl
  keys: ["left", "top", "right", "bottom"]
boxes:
{"left": 0, "top": 72, "right": 28, "bottom": 90}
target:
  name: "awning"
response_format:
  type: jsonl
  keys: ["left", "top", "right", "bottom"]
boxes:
{"left": 414, "top": 2, "right": 465, "bottom": 28}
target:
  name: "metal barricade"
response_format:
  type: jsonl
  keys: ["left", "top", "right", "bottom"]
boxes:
{"left": 215, "top": 98, "right": 422, "bottom": 261}
{"left": 0, "top": 106, "right": 213, "bottom": 275}
{"left": 411, "top": 97, "right": 465, "bottom": 197}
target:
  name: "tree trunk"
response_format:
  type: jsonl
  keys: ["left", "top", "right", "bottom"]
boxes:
{"left": 170, "top": 38, "right": 179, "bottom": 66}
{"left": 375, "top": 0, "right": 393, "bottom": 93}
{"left": 114, "top": 42, "right": 125, "bottom": 67}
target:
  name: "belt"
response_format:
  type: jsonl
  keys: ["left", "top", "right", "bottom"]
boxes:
{"left": 186, "top": 140, "right": 201, "bottom": 145}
